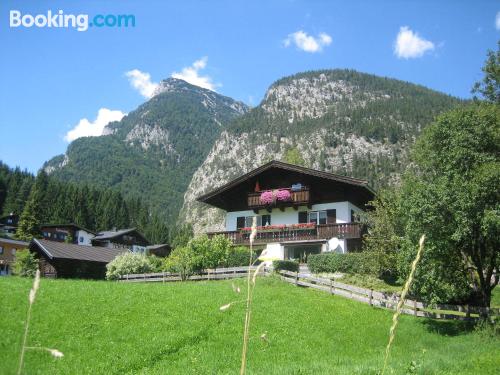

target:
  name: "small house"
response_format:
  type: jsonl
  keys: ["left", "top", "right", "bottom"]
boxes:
{"left": 0, "top": 213, "right": 20, "bottom": 236}
{"left": 197, "top": 161, "right": 375, "bottom": 261}
{"left": 40, "top": 223, "right": 96, "bottom": 246}
{"left": 30, "top": 239, "right": 126, "bottom": 279}
{"left": 0, "top": 238, "right": 29, "bottom": 275}
{"left": 91, "top": 228, "right": 150, "bottom": 253}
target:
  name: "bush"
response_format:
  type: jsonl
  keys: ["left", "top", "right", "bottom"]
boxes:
{"left": 273, "top": 260, "right": 299, "bottom": 273}
{"left": 106, "top": 253, "right": 153, "bottom": 280}
{"left": 307, "top": 252, "right": 383, "bottom": 275}
{"left": 163, "top": 246, "right": 197, "bottom": 280}
{"left": 188, "top": 234, "right": 232, "bottom": 270}
{"left": 222, "top": 246, "right": 256, "bottom": 267}
{"left": 12, "top": 249, "right": 38, "bottom": 277}
{"left": 148, "top": 255, "right": 164, "bottom": 273}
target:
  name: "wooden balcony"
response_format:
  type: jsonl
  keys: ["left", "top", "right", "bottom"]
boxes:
{"left": 207, "top": 222, "right": 362, "bottom": 246}
{"left": 248, "top": 187, "right": 310, "bottom": 210}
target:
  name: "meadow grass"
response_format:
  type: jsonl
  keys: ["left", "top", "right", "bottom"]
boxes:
{"left": 1, "top": 276, "right": 498, "bottom": 374}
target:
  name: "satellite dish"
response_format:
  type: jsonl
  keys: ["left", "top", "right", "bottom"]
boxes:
{"left": 328, "top": 237, "right": 341, "bottom": 252}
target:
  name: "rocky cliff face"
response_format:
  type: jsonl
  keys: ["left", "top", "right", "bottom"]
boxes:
{"left": 180, "top": 70, "right": 461, "bottom": 234}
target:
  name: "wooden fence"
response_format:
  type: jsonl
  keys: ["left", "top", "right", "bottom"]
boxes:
{"left": 118, "top": 267, "right": 499, "bottom": 321}
{"left": 119, "top": 266, "right": 266, "bottom": 283}
{"left": 278, "top": 270, "right": 500, "bottom": 321}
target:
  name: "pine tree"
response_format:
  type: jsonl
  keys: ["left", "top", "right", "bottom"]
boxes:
{"left": 16, "top": 171, "right": 49, "bottom": 241}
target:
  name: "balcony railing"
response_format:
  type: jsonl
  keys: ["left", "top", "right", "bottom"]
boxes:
{"left": 248, "top": 187, "right": 310, "bottom": 209}
{"left": 207, "top": 222, "right": 362, "bottom": 245}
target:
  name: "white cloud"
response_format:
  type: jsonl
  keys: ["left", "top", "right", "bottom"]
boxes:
{"left": 171, "top": 57, "right": 218, "bottom": 91}
{"left": 64, "top": 108, "right": 125, "bottom": 142}
{"left": 496, "top": 12, "right": 500, "bottom": 30}
{"left": 394, "top": 26, "right": 435, "bottom": 59}
{"left": 283, "top": 30, "right": 332, "bottom": 53}
{"left": 125, "top": 69, "right": 158, "bottom": 98}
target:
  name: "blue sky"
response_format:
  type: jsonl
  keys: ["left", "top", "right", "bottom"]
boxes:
{"left": 1, "top": 0, "right": 499, "bottom": 173}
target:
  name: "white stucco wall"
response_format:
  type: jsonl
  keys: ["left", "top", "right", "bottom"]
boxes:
{"left": 225, "top": 210, "right": 255, "bottom": 231}
{"left": 76, "top": 230, "right": 94, "bottom": 246}
{"left": 225, "top": 201, "right": 353, "bottom": 231}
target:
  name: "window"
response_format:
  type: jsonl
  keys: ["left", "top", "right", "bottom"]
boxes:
{"left": 298, "top": 211, "right": 308, "bottom": 224}
{"left": 0, "top": 246, "right": 3, "bottom": 255}
{"left": 308, "top": 211, "right": 327, "bottom": 225}
{"left": 351, "top": 210, "right": 359, "bottom": 222}
{"left": 261, "top": 215, "right": 271, "bottom": 226}
{"left": 79, "top": 237, "right": 84, "bottom": 243}
{"left": 237, "top": 215, "right": 271, "bottom": 229}
{"left": 7, "top": 218, "right": 12, "bottom": 224}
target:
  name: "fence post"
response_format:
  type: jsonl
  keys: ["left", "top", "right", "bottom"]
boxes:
{"left": 143, "top": 274, "right": 146, "bottom": 281}
{"left": 369, "top": 289, "right": 373, "bottom": 306}
{"left": 413, "top": 300, "right": 417, "bottom": 316}
{"left": 163, "top": 272, "right": 165, "bottom": 284}
{"left": 330, "top": 280, "right": 333, "bottom": 295}
{"left": 295, "top": 271, "right": 299, "bottom": 286}
{"left": 465, "top": 304, "right": 470, "bottom": 319}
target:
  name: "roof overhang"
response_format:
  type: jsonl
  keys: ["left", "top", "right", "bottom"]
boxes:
{"left": 197, "top": 160, "right": 375, "bottom": 211}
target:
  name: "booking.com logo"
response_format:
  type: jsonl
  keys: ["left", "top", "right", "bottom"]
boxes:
{"left": 9, "top": 10, "right": 135, "bottom": 32}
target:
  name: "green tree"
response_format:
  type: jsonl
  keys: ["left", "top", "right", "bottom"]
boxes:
{"left": 12, "top": 249, "right": 38, "bottom": 277}
{"left": 163, "top": 246, "right": 196, "bottom": 280}
{"left": 16, "top": 171, "right": 49, "bottom": 241}
{"left": 368, "top": 104, "right": 499, "bottom": 306}
{"left": 472, "top": 41, "right": 500, "bottom": 103}
{"left": 282, "top": 146, "right": 305, "bottom": 166}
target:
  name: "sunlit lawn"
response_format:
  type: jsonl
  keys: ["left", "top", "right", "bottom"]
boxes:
{"left": 1, "top": 276, "right": 498, "bottom": 374}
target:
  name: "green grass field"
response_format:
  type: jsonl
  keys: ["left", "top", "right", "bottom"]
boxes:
{"left": 1, "top": 276, "right": 498, "bottom": 375}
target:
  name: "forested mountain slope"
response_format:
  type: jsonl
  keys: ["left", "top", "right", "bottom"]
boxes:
{"left": 43, "top": 78, "right": 249, "bottom": 225}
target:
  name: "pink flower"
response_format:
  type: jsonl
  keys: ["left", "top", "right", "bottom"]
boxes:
{"left": 260, "top": 191, "right": 274, "bottom": 204}
{"left": 276, "top": 189, "right": 291, "bottom": 202}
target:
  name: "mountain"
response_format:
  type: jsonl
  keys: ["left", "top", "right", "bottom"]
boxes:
{"left": 43, "top": 78, "right": 249, "bottom": 225}
{"left": 179, "top": 69, "right": 464, "bottom": 233}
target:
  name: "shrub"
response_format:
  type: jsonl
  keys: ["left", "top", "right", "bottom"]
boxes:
{"left": 222, "top": 246, "right": 256, "bottom": 267}
{"left": 106, "top": 253, "right": 153, "bottom": 280}
{"left": 307, "top": 252, "right": 382, "bottom": 275}
{"left": 148, "top": 255, "right": 164, "bottom": 273}
{"left": 188, "top": 234, "right": 232, "bottom": 270}
{"left": 12, "top": 249, "right": 38, "bottom": 277}
{"left": 163, "top": 246, "right": 197, "bottom": 280}
{"left": 272, "top": 260, "right": 299, "bottom": 273}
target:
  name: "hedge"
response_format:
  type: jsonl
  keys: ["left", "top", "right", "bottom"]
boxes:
{"left": 272, "top": 260, "right": 299, "bottom": 273}
{"left": 307, "top": 252, "right": 377, "bottom": 275}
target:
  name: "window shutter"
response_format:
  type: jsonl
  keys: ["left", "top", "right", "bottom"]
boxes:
{"left": 298, "top": 211, "right": 308, "bottom": 224}
{"left": 236, "top": 217, "right": 245, "bottom": 229}
{"left": 326, "top": 209, "right": 336, "bottom": 224}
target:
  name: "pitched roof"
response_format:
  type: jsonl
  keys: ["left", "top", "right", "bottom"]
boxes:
{"left": 146, "top": 244, "right": 171, "bottom": 250}
{"left": 197, "top": 160, "right": 375, "bottom": 211}
{"left": 39, "top": 223, "right": 96, "bottom": 235}
{"left": 197, "top": 160, "right": 374, "bottom": 203}
{"left": 92, "top": 228, "right": 138, "bottom": 241}
{"left": 31, "top": 239, "right": 126, "bottom": 263}
{"left": 0, "top": 238, "right": 29, "bottom": 247}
